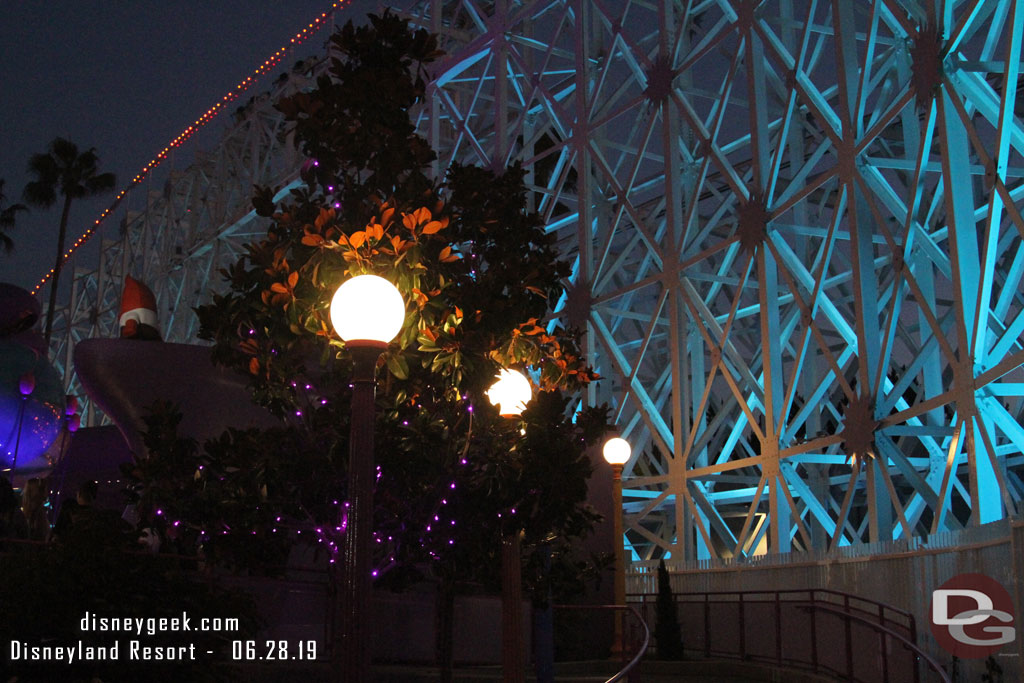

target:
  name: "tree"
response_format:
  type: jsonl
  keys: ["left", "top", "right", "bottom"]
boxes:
{"left": 128, "top": 11, "right": 610, "bottom": 678}
{"left": 24, "top": 137, "right": 116, "bottom": 345}
{"left": 655, "top": 559, "right": 684, "bottom": 660}
{"left": 0, "top": 178, "right": 27, "bottom": 254}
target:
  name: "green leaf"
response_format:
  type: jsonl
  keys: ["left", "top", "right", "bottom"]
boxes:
{"left": 386, "top": 353, "right": 410, "bottom": 380}
{"left": 417, "top": 329, "right": 439, "bottom": 351}
{"left": 430, "top": 352, "right": 450, "bottom": 374}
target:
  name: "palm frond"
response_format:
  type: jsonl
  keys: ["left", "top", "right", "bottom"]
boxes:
{"left": 0, "top": 178, "right": 27, "bottom": 252}
{"left": 23, "top": 179, "right": 57, "bottom": 207}
{"left": 84, "top": 171, "right": 117, "bottom": 196}
{"left": 0, "top": 203, "right": 28, "bottom": 227}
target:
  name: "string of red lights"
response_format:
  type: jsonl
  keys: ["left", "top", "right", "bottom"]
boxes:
{"left": 32, "top": 1, "right": 351, "bottom": 295}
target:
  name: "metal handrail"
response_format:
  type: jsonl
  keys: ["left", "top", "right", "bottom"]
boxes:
{"left": 606, "top": 605, "right": 649, "bottom": 683}
{"left": 659, "top": 587, "right": 916, "bottom": 624}
{"left": 552, "top": 604, "right": 650, "bottom": 682}
{"left": 801, "top": 602, "right": 950, "bottom": 683}
{"left": 632, "top": 586, "right": 937, "bottom": 682}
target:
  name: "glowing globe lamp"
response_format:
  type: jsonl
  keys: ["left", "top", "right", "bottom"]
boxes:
{"left": 603, "top": 437, "right": 632, "bottom": 466}
{"left": 487, "top": 369, "right": 532, "bottom": 417}
{"left": 329, "top": 274, "right": 405, "bottom": 347}
{"left": 0, "top": 341, "right": 65, "bottom": 473}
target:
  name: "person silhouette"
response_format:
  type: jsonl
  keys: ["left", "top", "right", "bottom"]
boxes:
{"left": 0, "top": 476, "right": 28, "bottom": 540}
{"left": 20, "top": 477, "right": 50, "bottom": 542}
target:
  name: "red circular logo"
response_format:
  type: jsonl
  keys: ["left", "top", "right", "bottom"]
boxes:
{"left": 930, "top": 573, "right": 1016, "bottom": 659}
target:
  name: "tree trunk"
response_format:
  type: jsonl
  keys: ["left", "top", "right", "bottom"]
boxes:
{"left": 501, "top": 531, "right": 525, "bottom": 683}
{"left": 533, "top": 543, "right": 554, "bottom": 683}
{"left": 43, "top": 194, "right": 73, "bottom": 348}
{"left": 436, "top": 578, "right": 455, "bottom": 683}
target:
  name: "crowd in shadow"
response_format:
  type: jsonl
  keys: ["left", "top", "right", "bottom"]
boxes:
{"left": 0, "top": 475, "right": 159, "bottom": 551}
{"left": 1, "top": 475, "right": 262, "bottom": 683}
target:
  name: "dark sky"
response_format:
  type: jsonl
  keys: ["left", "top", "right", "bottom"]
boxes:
{"left": 1, "top": 0, "right": 381, "bottom": 293}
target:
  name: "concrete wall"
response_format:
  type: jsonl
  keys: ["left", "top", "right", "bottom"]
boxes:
{"left": 228, "top": 574, "right": 530, "bottom": 666}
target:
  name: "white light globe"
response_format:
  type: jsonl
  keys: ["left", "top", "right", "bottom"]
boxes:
{"left": 486, "top": 369, "right": 532, "bottom": 417}
{"left": 329, "top": 274, "right": 405, "bottom": 345}
{"left": 603, "top": 437, "right": 631, "bottom": 465}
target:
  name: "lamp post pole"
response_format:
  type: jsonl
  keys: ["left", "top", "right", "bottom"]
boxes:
{"left": 487, "top": 369, "right": 533, "bottom": 683}
{"left": 603, "top": 437, "right": 631, "bottom": 657}
{"left": 610, "top": 461, "right": 625, "bottom": 654}
{"left": 501, "top": 530, "right": 525, "bottom": 683}
{"left": 329, "top": 274, "right": 406, "bottom": 683}
{"left": 336, "top": 342, "right": 385, "bottom": 680}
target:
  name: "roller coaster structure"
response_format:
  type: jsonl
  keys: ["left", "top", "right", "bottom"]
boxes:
{"left": 47, "top": 0, "right": 1024, "bottom": 562}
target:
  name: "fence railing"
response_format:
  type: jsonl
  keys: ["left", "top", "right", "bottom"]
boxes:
{"left": 632, "top": 588, "right": 951, "bottom": 683}
{"left": 627, "top": 518, "right": 1020, "bottom": 581}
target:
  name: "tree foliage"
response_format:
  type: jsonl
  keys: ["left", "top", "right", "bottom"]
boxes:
{"left": 0, "top": 178, "right": 28, "bottom": 254}
{"left": 23, "top": 137, "right": 115, "bottom": 344}
{"left": 655, "top": 559, "right": 684, "bottom": 660}
{"left": 129, "top": 11, "right": 608, "bottom": 606}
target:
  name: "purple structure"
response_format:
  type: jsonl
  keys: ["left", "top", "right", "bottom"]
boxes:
{"left": 0, "top": 283, "right": 65, "bottom": 474}
{"left": 74, "top": 338, "right": 276, "bottom": 457}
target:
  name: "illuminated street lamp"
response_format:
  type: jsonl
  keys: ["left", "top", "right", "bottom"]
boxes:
{"left": 487, "top": 368, "right": 532, "bottom": 683}
{"left": 603, "top": 436, "right": 631, "bottom": 654}
{"left": 329, "top": 274, "right": 405, "bottom": 681}
{"left": 330, "top": 274, "right": 406, "bottom": 345}
{"left": 486, "top": 368, "right": 532, "bottom": 417}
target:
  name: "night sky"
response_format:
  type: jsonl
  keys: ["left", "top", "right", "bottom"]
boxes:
{"left": 1, "top": 1, "right": 380, "bottom": 294}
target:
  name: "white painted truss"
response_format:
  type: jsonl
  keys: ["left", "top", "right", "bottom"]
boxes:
{"left": 51, "top": 0, "right": 1024, "bottom": 560}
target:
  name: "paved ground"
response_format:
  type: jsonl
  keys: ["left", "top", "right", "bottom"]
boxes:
{"left": 375, "top": 660, "right": 832, "bottom": 682}
{"left": 235, "top": 658, "right": 834, "bottom": 682}
{"left": 372, "top": 667, "right": 760, "bottom": 682}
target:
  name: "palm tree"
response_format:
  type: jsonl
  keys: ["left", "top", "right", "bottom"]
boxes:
{"left": 0, "top": 179, "right": 27, "bottom": 254}
{"left": 24, "top": 137, "right": 116, "bottom": 346}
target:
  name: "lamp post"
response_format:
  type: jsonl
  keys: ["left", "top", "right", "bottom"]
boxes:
{"left": 486, "top": 368, "right": 532, "bottom": 683}
{"left": 10, "top": 371, "right": 34, "bottom": 473}
{"left": 329, "top": 274, "right": 405, "bottom": 682}
{"left": 602, "top": 436, "right": 631, "bottom": 656}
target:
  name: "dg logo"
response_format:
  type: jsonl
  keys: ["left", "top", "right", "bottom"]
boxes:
{"left": 931, "top": 573, "right": 1016, "bottom": 658}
